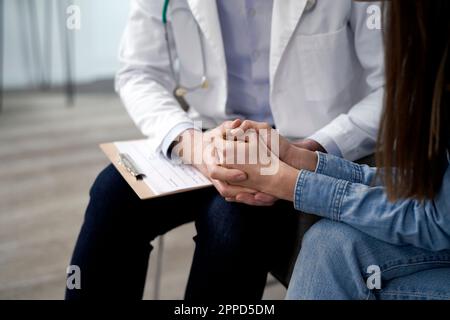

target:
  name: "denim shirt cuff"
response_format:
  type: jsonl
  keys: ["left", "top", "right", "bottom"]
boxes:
{"left": 314, "top": 152, "right": 365, "bottom": 184}
{"left": 314, "top": 152, "right": 327, "bottom": 174}
{"left": 293, "top": 170, "right": 306, "bottom": 212}
{"left": 294, "top": 169, "right": 349, "bottom": 222}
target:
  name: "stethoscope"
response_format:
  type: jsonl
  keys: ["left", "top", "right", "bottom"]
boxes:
{"left": 162, "top": 0, "right": 208, "bottom": 110}
{"left": 162, "top": 0, "right": 317, "bottom": 107}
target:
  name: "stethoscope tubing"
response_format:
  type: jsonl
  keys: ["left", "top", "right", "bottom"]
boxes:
{"left": 163, "top": 0, "right": 208, "bottom": 97}
{"left": 162, "top": 0, "right": 316, "bottom": 97}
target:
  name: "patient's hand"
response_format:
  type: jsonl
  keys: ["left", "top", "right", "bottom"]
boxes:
{"left": 229, "top": 120, "right": 292, "bottom": 161}
{"left": 228, "top": 120, "right": 318, "bottom": 171}
{"left": 213, "top": 130, "right": 300, "bottom": 202}
{"left": 174, "top": 120, "right": 276, "bottom": 206}
{"left": 219, "top": 121, "right": 318, "bottom": 205}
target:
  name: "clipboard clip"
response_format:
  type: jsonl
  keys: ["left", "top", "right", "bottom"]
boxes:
{"left": 118, "top": 153, "right": 146, "bottom": 180}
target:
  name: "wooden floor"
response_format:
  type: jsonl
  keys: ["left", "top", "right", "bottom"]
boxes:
{"left": 0, "top": 88, "right": 285, "bottom": 300}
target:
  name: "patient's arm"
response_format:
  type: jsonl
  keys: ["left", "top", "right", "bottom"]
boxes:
{"left": 294, "top": 165, "right": 450, "bottom": 252}
{"left": 316, "top": 152, "right": 380, "bottom": 186}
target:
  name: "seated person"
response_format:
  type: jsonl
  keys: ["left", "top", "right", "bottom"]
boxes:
{"left": 66, "top": 0, "right": 384, "bottom": 299}
{"left": 215, "top": 0, "right": 450, "bottom": 299}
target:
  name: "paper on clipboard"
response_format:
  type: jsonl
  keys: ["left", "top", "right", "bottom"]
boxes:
{"left": 114, "top": 140, "right": 212, "bottom": 197}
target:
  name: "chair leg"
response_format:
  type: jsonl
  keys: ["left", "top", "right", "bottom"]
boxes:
{"left": 154, "top": 236, "right": 165, "bottom": 300}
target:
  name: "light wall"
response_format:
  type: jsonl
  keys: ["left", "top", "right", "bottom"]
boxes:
{"left": 3, "top": 0, "right": 130, "bottom": 90}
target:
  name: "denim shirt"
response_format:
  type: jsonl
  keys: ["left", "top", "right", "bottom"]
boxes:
{"left": 294, "top": 152, "right": 450, "bottom": 252}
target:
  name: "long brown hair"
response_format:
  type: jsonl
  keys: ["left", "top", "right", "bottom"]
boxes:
{"left": 377, "top": 0, "right": 450, "bottom": 201}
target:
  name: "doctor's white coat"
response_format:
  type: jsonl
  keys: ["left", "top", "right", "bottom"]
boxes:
{"left": 116, "top": 0, "right": 384, "bottom": 161}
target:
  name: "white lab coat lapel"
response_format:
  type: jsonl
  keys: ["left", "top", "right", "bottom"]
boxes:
{"left": 270, "top": 0, "right": 308, "bottom": 90}
{"left": 186, "top": 0, "right": 226, "bottom": 76}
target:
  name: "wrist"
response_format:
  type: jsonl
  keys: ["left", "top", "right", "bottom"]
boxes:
{"left": 175, "top": 129, "right": 202, "bottom": 164}
{"left": 293, "top": 139, "right": 326, "bottom": 153}
{"left": 266, "top": 162, "right": 299, "bottom": 202}
{"left": 284, "top": 146, "right": 317, "bottom": 172}
{"left": 283, "top": 145, "right": 301, "bottom": 168}
{"left": 305, "top": 139, "right": 326, "bottom": 153}
{"left": 298, "top": 149, "right": 318, "bottom": 172}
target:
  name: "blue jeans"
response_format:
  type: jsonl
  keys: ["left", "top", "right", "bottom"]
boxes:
{"left": 66, "top": 165, "right": 301, "bottom": 300}
{"left": 286, "top": 220, "right": 450, "bottom": 300}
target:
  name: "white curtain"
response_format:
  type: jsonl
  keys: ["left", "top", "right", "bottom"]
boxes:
{"left": 3, "top": 0, "right": 130, "bottom": 89}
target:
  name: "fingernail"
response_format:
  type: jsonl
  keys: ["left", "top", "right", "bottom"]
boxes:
{"left": 236, "top": 174, "right": 247, "bottom": 181}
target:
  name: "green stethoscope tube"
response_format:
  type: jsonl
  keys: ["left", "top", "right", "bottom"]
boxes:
{"left": 162, "top": 0, "right": 170, "bottom": 25}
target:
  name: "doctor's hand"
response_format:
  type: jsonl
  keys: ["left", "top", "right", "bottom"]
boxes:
{"left": 216, "top": 128, "right": 319, "bottom": 205}
{"left": 229, "top": 120, "right": 292, "bottom": 160}
{"left": 228, "top": 120, "right": 318, "bottom": 172}
{"left": 292, "top": 139, "right": 326, "bottom": 153}
{"left": 175, "top": 121, "right": 276, "bottom": 206}
{"left": 214, "top": 130, "right": 300, "bottom": 202}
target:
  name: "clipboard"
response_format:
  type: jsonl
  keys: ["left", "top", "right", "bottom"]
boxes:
{"left": 100, "top": 143, "right": 156, "bottom": 199}
{"left": 100, "top": 142, "right": 213, "bottom": 200}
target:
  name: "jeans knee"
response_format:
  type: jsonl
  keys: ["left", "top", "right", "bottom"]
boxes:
{"left": 85, "top": 165, "right": 139, "bottom": 222}
{"left": 89, "top": 165, "right": 136, "bottom": 200}
{"left": 195, "top": 196, "right": 254, "bottom": 253}
{"left": 301, "top": 219, "right": 364, "bottom": 260}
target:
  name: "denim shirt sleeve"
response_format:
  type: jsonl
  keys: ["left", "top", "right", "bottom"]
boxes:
{"left": 295, "top": 159, "right": 450, "bottom": 252}
{"left": 315, "top": 152, "right": 380, "bottom": 186}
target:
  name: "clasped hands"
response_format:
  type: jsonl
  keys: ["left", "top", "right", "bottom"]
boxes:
{"left": 176, "top": 119, "right": 319, "bottom": 206}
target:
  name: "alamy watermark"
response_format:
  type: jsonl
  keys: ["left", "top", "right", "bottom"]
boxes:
{"left": 66, "top": 265, "right": 81, "bottom": 290}
{"left": 366, "top": 265, "right": 382, "bottom": 290}
{"left": 66, "top": 263, "right": 382, "bottom": 292}
{"left": 66, "top": 5, "right": 81, "bottom": 30}
{"left": 167, "top": 121, "right": 281, "bottom": 176}
{"left": 366, "top": 4, "right": 382, "bottom": 31}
